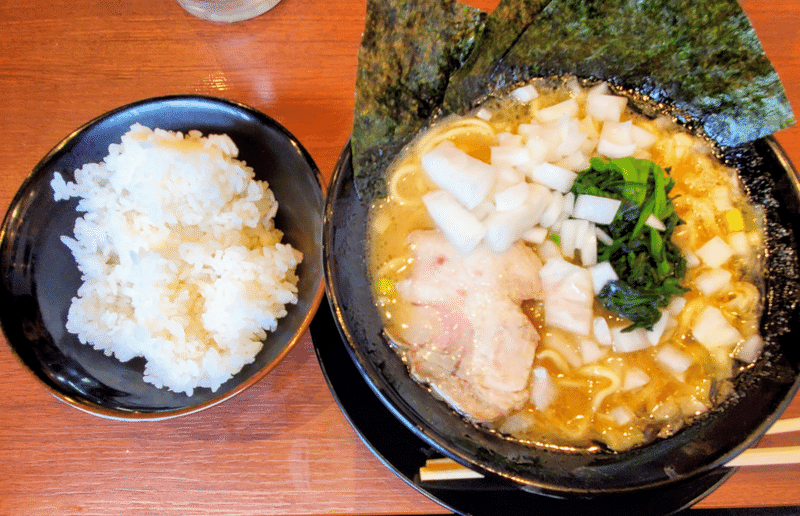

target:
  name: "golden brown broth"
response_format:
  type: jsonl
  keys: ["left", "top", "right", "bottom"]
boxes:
{"left": 368, "top": 82, "right": 763, "bottom": 452}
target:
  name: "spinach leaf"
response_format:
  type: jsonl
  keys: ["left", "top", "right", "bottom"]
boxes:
{"left": 572, "top": 157, "right": 689, "bottom": 331}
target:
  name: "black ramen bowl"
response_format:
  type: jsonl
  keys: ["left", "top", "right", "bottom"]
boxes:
{"left": 0, "top": 95, "right": 325, "bottom": 419}
{"left": 323, "top": 134, "right": 800, "bottom": 503}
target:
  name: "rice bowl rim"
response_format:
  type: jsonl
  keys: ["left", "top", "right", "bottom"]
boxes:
{"left": 0, "top": 94, "right": 326, "bottom": 420}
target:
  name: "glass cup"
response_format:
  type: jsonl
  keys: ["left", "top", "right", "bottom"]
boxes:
{"left": 177, "top": 0, "right": 282, "bottom": 22}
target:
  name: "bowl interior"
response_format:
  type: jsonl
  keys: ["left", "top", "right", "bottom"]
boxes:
{"left": 0, "top": 95, "right": 325, "bottom": 419}
{"left": 324, "top": 137, "right": 800, "bottom": 495}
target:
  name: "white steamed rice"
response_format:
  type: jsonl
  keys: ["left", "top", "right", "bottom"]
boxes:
{"left": 50, "top": 123, "right": 302, "bottom": 395}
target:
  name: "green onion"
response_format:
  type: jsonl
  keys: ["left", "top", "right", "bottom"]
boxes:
{"left": 375, "top": 278, "right": 395, "bottom": 297}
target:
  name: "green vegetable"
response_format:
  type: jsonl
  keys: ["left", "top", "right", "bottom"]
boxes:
{"left": 572, "top": 157, "right": 689, "bottom": 331}
{"left": 375, "top": 278, "right": 396, "bottom": 297}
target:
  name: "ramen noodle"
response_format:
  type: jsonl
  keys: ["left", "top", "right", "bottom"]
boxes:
{"left": 368, "top": 77, "right": 764, "bottom": 452}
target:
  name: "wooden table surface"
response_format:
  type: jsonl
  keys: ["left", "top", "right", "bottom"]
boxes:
{"left": 1, "top": 0, "right": 799, "bottom": 514}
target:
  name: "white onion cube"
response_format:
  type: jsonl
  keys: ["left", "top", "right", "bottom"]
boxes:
{"left": 735, "top": 334, "right": 764, "bottom": 364}
{"left": 422, "top": 190, "right": 486, "bottom": 254}
{"left": 656, "top": 345, "right": 693, "bottom": 375}
{"left": 589, "top": 261, "right": 618, "bottom": 294}
{"left": 484, "top": 201, "right": 540, "bottom": 252}
{"left": 530, "top": 162, "right": 578, "bottom": 193}
{"left": 512, "top": 84, "right": 539, "bottom": 102}
{"left": 696, "top": 236, "right": 735, "bottom": 268}
{"left": 421, "top": 142, "right": 495, "bottom": 209}
{"left": 623, "top": 367, "right": 650, "bottom": 391}
{"left": 580, "top": 339, "right": 605, "bottom": 364}
{"left": 572, "top": 194, "right": 622, "bottom": 224}
{"left": 695, "top": 268, "right": 733, "bottom": 296}
{"left": 540, "top": 258, "right": 594, "bottom": 336}
{"left": 612, "top": 326, "right": 651, "bottom": 353}
{"left": 646, "top": 310, "right": 670, "bottom": 345}
{"left": 593, "top": 317, "right": 612, "bottom": 345}
{"left": 586, "top": 93, "right": 627, "bottom": 122}
{"left": 691, "top": 306, "right": 742, "bottom": 348}
{"left": 535, "top": 98, "right": 579, "bottom": 123}
{"left": 531, "top": 366, "right": 556, "bottom": 410}
{"left": 494, "top": 182, "right": 530, "bottom": 211}
{"left": 598, "top": 138, "right": 637, "bottom": 158}
{"left": 491, "top": 144, "right": 531, "bottom": 168}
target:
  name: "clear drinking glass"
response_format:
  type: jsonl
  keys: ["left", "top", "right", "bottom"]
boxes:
{"left": 177, "top": 0, "right": 282, "bottom": 22}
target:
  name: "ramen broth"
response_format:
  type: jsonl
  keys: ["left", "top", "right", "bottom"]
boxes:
{"left": 368, "top": 78, "right": 764, "bottom": 452}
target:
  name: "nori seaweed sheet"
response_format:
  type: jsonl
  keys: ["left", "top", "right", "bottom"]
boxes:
{"left": 452, "top": 0, "right": 794, "bottom": 148}
{"left": 442, "top": 0, "right": 553, "bottom": 114}
{"left": 351, "top": 0, "right": 486, "bottom": 200}
{"left": 351, "top": 0, "right": 795, "bottom": 201}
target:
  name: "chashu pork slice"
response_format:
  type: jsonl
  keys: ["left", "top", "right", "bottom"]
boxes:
{"left": 392, "top": 230, "right": 543, "bottom": 422}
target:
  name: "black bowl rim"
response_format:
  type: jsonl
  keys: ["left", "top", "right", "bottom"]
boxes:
{"left": 0, "top": 94, "right": 326, "bottom": 420}
{"left": 324, "top": 134, "right": 800, "bottom": 495}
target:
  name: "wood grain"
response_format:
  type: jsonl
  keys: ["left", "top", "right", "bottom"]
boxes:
{"left": 0, "top": 0, "right": 798, "bottom": 514}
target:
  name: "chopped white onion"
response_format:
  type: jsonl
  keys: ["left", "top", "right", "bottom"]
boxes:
{"left": 422, "top": 190, "right": 487, "bottom": 254}
{"left": 597, "top": 138, "right": 637, "bottom": 158}
{"left": 645, "top": 310, "right": 670, "bottom": 345}
{"left": 656, "top": 345, "right": 693, "bottom": 375}
{"left": 470, "top": 199, "right": 495, "bottom": 220}
{"left": 735, "top": 334, "right": 764, "bottom": 364}
{"left": 535, "top": 98, "right": 579, "bottom": 123}
{"left": 494, "top": 182, "right": 530, "bottom": 211}
{"left": 597, "top": 120, "right": 636, "bottom": 158}
{"left": 586, "top": 93, "right": 627, "bottom": 122}
{"left": 475, "top": 108, "right": 492, "bottom": 121}
{"left": 667, "top": 296, "right": 687, "bottom": 316}
{"left": 695, "top": 268, "right": 733, "bottom": 296}
{"left": 531, "top": 366, "right": 556, "bottom": 410}
{"left": 593, "top": 317, "right": 612, "bottom": 345}
{"left": 727, "top": 231, "right": 751, "bottom": 255}
{"left": 572, "top": 194, "right": 622, "bottom": 225}
{"left": 691, "top": 306, "right": 742, "bottom": 349}
{"left": 421, "top": 142, "right": 495, "bottom": 209}
{"left": 536, "top": 239, "right": 562, "bottom": 262}
{"left": 555, "top": 129, "right": 588, "bottom": 157}
{"left": 588, "top": 82, "right": 610, "bottom": 96}
{"left": 601, "top": 120, "right": 634, "bottom": 145}
{"left": 684, "top": 249, "right": 701, "bottom": 268}
{"left": 623, "top": 367, "right": 650, "bottom": 391}
{"left": 491, "top": 143, "right": 531, "bottom": 168}
{"left": 595, "top": 226, "right": 613, "bottom": 245}
{"left": 494, "top": 164, "right": 525, "bottom": 189}
{"left": 645, "top": 213, "right": 666, "bottom": 231}
{"left": 630, "top": 124, "right": 658, "bottom": 148}
{"left": 496, "top": 132, "right": 524, "bottom": 146}
{"left": 529, "top": 162, "right": 577, "bottom": 193}
{"left": 611, "top": 406, "right": 635, "bottom": 426}
{"left": 562, "top": 191, "right": 575, "bottom": 216}
{"left": 484, "top": 201, "right": 541, "bottom": 252}
{"left": 540, "top": 258, "right": 594, "bottom": 336}
{"left": 696, "top": 236, "right": 735, "bottom": 268}
{"left": 589, "top": 261, "right": 618, "bottom": 294}
{"left": 580, "top": 338, "right": 605, "bottom": 364}
{"left": 612, "top": 326, "right": 651, "bottom": 353}
{"left": 511, "top": 84, "right": 539, "bottom": 102}
{"left": 517, "top": 137, "right": 548, "bottom": 174}
{"left": 556, "top": 151, "right": 591, "bottom": 172}
{"left": 522, "top": 226, "right": 549, "bottom": 244}
{"left": 580, "top": 224, "right": 598, "bottom": 266}
{"left": 711, "top": 185, "right": 734, "bottom": 211}
{"left": 559, "top": 219, "right": 581, "bottom": 259}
